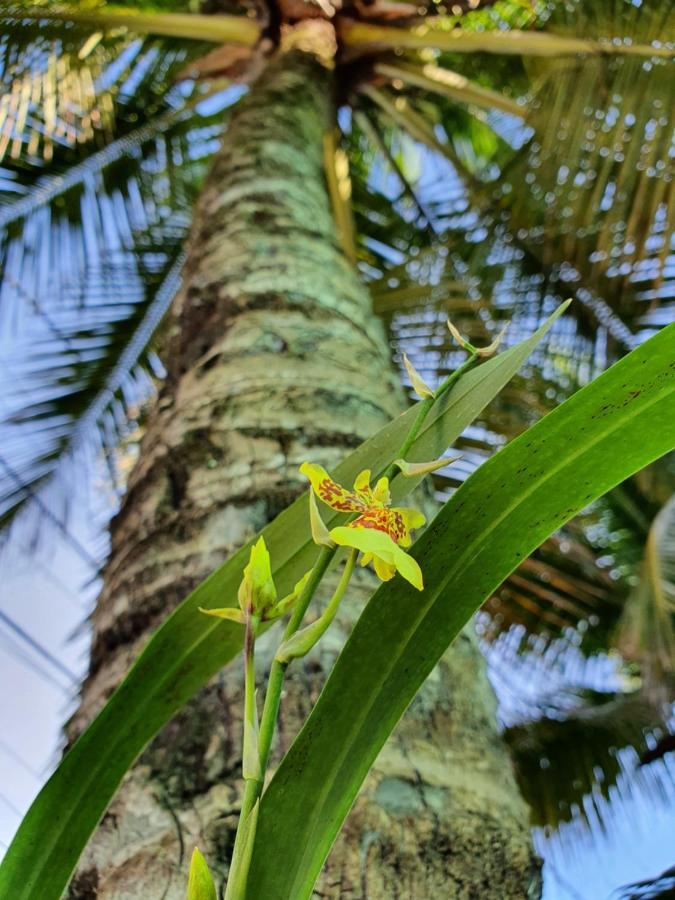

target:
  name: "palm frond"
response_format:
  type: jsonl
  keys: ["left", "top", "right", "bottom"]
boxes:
{"left": 0, "top": 16, "right": 210, "bottom": 169}
{"left": 616, "top": 866, "right": 675, "bottom": 899}
{"left": 360, "top": 85, "right": 466, "bottom": 173}
{"left": 504, "top": 689, "right": 672, "bottom": 836}
{"left": 323, "top": 128, "right": 357, "bottom": 264}
{"left": 487, "top": 0, "right": 674, "bottom": 330}
{"left": 0, "top": 16, "right": 242, "bottom": 545}
{"left": 340, "top": 18, "right": 674, "bottom": 59}
{"left": 353, "top": 108, "right": 435, "bottom": 233}
{"left": 373, "top": 61, "right": 524, "bottom": 118}
{"left": 2, "top": 6, "right": 259, "bottom": 47}
{"left": 502, "top": 51, "right": 674, "bottom": 326}
{"left": 617, "top": 495, "right": 675, "bottom": 692}
{"left": 0, "top": 107, "right": 224, "bottom": 544}
{"left": 0, "top": 104, "right": 190, "bottom": 229}
{"left": 361, "top": 1, "right": 675, "bottom": 335}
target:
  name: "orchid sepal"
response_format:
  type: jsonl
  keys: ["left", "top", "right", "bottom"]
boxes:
{"left": 199, "top": 606, "right": 246, "bottom": 625}
{"left": 308, "top": 490, "right": 335, "bottom": 547}
{"left": 394, "top": 455, "right": 461, "bottom": 477}
{"left": 403, "top": 351, "right": 434, "bottom": 399}
{"left": 447, "top": 318, "right": 508, "bottom": 358}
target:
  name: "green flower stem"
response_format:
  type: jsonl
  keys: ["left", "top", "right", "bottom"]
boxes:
{"left": 435, "top": 352, "right": 479, "bottom": 401}
{"left": 226, "top": 613, "right": 260, "bottom": 899}
{"left": 285, "top": 545, "right": 336, "bottom": 638}
{"left": 275, "top": 549, "right": 358, "bottom": 664}
{"left": 242, "top": 615, "right": 260, "bottom": 780}
{"left": 250, "top": 350, "right": 481, "bottom": 801}
{"left": 383, "top": 352, "right": 478, "bottom": 480}
{"left": 236, "top": 545, "right": 336, "bottom": 830}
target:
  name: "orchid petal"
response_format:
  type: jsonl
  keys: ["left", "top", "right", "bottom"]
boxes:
{"left": 198, "top": 607, "right": 246, "bottom": 625}
{"left": 308, "top": 491, "right": 335, "bottom": 547}
{"left": 476, "top": 324, "right": 508, "bottom": 358}
{"left": 353, "top": 469, "right": 371, "bottom": 492}
{"left": 446, "top": 317, "right": 468, "bottom": 349}
{"left": 372, "top": 476, "right": 390, "bottom": 506}
{"left": 330, "top": 526, "right": 423, "bottom": 591}
{"left": 299, "top": 462, "right": 364, "bottom": 512}
{"left": 447, "top": 318, "right": 508, "bottom": 358}
{"left": 373, "top": 556, "right": 396, "bottom": 582}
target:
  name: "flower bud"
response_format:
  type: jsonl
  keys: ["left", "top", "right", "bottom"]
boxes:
{"left": 238, "top": 537, "right": 277, "bottom": 617}
{"left": 187, "top": 847, "right": 216, "bottom": 900}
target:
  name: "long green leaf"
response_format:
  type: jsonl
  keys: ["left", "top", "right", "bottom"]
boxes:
{"left": 6, "top": 7, "right": 260, "bottom": 46}
{"left": 362, "top": 85, "right": 463, "bottom": 171}
{"left": 0, "top": 309, "right": 566, "bottom": 899}
{"left": 247, "top": 323, "right": 675, "bottom": 899}
{"left": 374, "top": 61, "right": 524, "bottom": 118}
{"left": 340, "top": 20, "right": 675, "bottom": 58}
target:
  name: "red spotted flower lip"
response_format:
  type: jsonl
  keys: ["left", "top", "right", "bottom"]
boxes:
{"left": 300, "top": 462, "right": 426, "bottom": 590}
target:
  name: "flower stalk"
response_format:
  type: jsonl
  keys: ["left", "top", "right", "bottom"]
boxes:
{"left": 242, "top": 615, "right": 261, "bottom": 783}
{"left": 223, "top": 609, "right": 261, "bottom": 900}
{"left": 276, "top": 550, "right": 358, "bottom": 664}
{"left": 235, "top": 544, "right": 336, "bottom": 831}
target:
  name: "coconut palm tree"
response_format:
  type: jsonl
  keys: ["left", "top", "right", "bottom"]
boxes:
{"left": 0, "top": 0, "right": 673, "bottom": 897}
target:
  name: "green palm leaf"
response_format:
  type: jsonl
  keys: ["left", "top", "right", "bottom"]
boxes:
{"left": 0, "top": 105, "right": 223, "bottom": 534}
{"left": 0, "top": 16, "right": 209, "bottom": 168}
{"left": 505, "top": 689, "right": 668, "bottom": 832}
{"left": 617, "top": 494, "right": 675, "bottom": 688}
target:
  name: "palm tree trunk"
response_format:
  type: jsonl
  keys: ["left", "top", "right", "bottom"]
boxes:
{"left": 67, "top": 46, "right": 539, "bottom": 900}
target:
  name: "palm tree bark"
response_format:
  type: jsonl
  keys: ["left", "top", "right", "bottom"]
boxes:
{"left": 67, "top": 45, "right": 539, "bottom": 900}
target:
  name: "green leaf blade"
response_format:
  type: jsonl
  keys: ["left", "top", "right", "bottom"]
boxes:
{"left": 246, "top": 323, "right": 675, "bottom": 900}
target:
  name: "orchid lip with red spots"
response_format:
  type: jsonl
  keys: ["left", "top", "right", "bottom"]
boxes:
{"left": 300, "top": 462, "right": 425, "bottom": 590}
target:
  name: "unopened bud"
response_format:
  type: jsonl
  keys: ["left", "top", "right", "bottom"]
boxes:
{"left": 237, "top": 537, "right": 277, "bottom": 617}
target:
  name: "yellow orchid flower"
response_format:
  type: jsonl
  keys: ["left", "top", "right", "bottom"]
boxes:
{"left": 300, "top": 463, "right": 425, "bottom": 590}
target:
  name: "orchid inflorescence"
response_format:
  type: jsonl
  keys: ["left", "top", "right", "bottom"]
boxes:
{"left": 191, "top": 321, "right": 507, "bottom": 897}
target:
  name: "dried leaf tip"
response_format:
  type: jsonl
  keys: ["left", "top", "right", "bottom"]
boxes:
{"left": 403, "top": 352, "right": 434, "bottom": 399}
{"left": 395, "top": 455, "right": 461, "bottom": 477}
{"left": 446, "top": 319, "right": 508, "bottom": 358}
